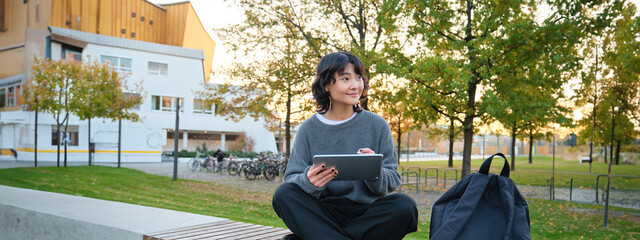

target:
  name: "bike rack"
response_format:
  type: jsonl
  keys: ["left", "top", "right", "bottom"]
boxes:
{"left": 406, "top": 167, "right": 421, "bottom": 186}
{"left": 424, "top": 167, "right": 438, "bottom": 187}
{"left": 443, "top": 168, "right": 458, "bottom": 188}
{"left": 400, "top": 171, "right": 419, "bottom": 194}
{"left": 595, "top": 174, "right": 640, "bottom": 203}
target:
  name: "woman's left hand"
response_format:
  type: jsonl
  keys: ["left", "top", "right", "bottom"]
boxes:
{"left": 357, "top": 148, "right": 375, "bottom": 154}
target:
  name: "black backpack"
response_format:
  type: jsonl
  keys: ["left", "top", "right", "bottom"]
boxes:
{"left": 429, "top": 153, "right": 531, "bottom": 240}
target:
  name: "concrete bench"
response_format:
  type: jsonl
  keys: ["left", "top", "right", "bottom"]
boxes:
{"left": 0, "top": 185, "right": 291, "bottom": 240}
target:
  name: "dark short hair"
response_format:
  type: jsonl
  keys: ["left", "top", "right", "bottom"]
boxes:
{"left": 311, "top": 52, "right": 369, "bottom": 114}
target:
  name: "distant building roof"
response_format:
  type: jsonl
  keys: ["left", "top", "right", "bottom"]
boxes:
{"left": 0, "top": 73, "right": 24, "bottom": 87}
{"left": 49, "top": 26, "right": 205, "bottom": 60}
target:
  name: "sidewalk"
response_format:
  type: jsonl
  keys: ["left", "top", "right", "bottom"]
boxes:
{"left": 0, "top": 185, "right": 291, "bottom": 240}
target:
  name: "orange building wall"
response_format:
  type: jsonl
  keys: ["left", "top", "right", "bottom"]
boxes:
{"left": 50, "top": 0, "right": 168, "bottom": 44}
{"left": 181, "top": 4, "right": 215, "bottom": 82}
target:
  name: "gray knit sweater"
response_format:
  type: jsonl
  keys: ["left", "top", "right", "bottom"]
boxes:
{"left": 284, "top": 110, "right": 401, "bottom": 204}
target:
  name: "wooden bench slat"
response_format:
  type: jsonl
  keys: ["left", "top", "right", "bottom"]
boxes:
{"left": 156, "top": 222, "right": 249, "bottom": 239}
{"left": 145, "top": 220, "right": 290, "bottom": 240}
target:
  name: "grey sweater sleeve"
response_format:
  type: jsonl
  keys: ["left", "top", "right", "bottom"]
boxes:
{"left": 364, "top": 119, "right": 401, "bottom": 195}
{"left": 283, "top": 124, "right": 325, "bottom": 199}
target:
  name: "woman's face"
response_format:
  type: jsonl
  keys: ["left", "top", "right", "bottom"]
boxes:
{"left": 325, "top": 63, "right": 364, "bottom": 109}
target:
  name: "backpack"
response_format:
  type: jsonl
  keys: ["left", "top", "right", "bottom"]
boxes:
{"left": 429, "top": 153, "right": 531, "bottom": 240}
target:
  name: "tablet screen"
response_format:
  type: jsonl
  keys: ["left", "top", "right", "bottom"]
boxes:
{"left": 312, "top": 154, "right": 383, "bottom": 181}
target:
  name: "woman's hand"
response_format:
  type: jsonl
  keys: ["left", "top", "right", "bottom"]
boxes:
{"left": 358, "top": 148, "right": 375, "bottom": 154}
{"left": 307, "top": 164, "right": 337, "bottom": 188}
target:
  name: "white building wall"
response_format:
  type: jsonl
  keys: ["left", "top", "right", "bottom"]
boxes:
{"left": 2, "top": 42, "right": 276, "bottom": 162}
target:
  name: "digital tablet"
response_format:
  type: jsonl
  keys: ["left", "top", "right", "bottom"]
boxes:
{"left": 312, "top": 154, "right": 383, "bottom": 181}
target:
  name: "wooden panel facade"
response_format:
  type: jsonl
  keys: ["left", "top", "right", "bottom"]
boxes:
{"left": 49, "top": 0, "right": 169, "bottom": 44}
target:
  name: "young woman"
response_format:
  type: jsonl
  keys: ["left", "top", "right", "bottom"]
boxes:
{"left": 272, "top": 52, "right": 418, "bottom": 240}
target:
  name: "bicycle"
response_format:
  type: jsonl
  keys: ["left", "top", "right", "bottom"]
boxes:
{"left": 243, "top": 155, "right": 279, "bottom": 181}
{"left": 186, "top": 151, "right": 215, "bottom": 172}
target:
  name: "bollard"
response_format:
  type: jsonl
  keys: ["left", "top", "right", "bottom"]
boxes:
{"left": 569, "top": 178, "right": 573, "bottom": 202}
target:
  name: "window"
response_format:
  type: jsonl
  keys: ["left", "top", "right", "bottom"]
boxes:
{"left": 148, "top": 61, "right": 168, "bottom": 76}
{"left": 0, "top": 88, "right": 5, "bottom": 107}
{"left": 151, "top": 95, "right": 183, "bottom": 112}
{"left": 62, "top": 47, "right": 82, "bottom": 62}
{"left": 124, "top": 93, "right": 141, "bottom": 110}
{"left": 51, "top": 125, "right": 79, "bottom": 146}
{"left": 6, "top": 86, "right": 14, "bottom": 106}
{"left": 0, "top": 0, "right": 6, "bottom": 32}
{"left": 193, "top": 99, "right": 214, "bottom": 114}
{"left": 101, "top": 55, "right": 132, "bottom": 72}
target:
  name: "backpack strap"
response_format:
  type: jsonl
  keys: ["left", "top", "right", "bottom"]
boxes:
{"left": 479, "top": 153, "right": 510, "bottom": 177}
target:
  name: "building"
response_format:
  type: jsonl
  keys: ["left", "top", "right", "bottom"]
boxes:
{"left": 0, "top": 0, "right": 277, "bottom": 162}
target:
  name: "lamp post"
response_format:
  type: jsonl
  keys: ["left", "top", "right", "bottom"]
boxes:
{"left": 604, "top": 106, "right": 618, "bottom": 227}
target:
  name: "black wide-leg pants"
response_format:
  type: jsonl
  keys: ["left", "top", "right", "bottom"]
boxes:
{"left": 272, "top": 183, "right": 418, "bottom": 240}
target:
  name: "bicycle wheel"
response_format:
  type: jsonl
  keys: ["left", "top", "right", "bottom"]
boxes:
{"left": 204, "top": 160, "right": 215, "bottom": 172}
{"left": 228, "top": 162, "right": 240, "bottom": 176}
{"left": 244, "top": 167, "right": 257, "bottom": 180}
{"left": 264, "top": 166, "right": 277, "bottom": 181}
{"left": 187, "top": 159, "right": 199, "bottom": 172}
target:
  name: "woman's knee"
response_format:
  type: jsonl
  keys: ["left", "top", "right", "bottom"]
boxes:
{"left": 273, "top": 183, "right": 303, "bottom": 204}
{"left": 385, "top": 193, "right": 418, "bottom": 220}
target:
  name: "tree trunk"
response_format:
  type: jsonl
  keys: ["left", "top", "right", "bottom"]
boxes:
{"left": 615, "top": 140, "right": 621, "bottom": 165}
{"left": 286, "top": 90, "right": 292, "bottom": 158}
{"left": 88, "top": 118, "right": 91, "bottom": 166}
{"left": 448, "top": 119, "right": 454, "bottom": 167}
{"left": 34, "top": 110, "right": 38, "bottom": 167}
{"left": 461, "top": 0, "right": 478, "bottom": 178}
{"left": 64, "top": 113, "right": 69, "bottom": 167}
{"left": 528, "top": 133, "right": 533, "bottom": 164}
{"left": 589, "top": 96, "right": 596, "bottom": 164}
{"left": 396, "top": 130, "right": 403, "bottom": 163}
{"left": 511, "top": 122, "right": 517, "bottom": 171}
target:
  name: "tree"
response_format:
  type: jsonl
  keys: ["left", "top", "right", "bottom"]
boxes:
{"left": 202, "top": 15, "right": 315, "bottom": 157}
{"left": 24, "top": 58, "right": 143, "bottom": 167}
{"left": 369, "top": 77, "right": 414, "bottom": 162}
{"left": 74, "top": 59, "right": 143, "bottom": 165}
{"left": 397, "top": 0, "right": 618, "bottom": 178}
{"left": 24, "top": 58, "right": 79, "bottom": 167}
{"left": 576, "top": 2, "right": 639, "bottom": 165}
{"left": 601, "top": 2, "right": 640, "bottom": 164}
{"left": 229, "top": 0, "right": 408, "bottom": 108}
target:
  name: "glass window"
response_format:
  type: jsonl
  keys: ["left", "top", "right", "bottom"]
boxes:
{"left": 62, "top": 47, "right": 82, "bottom": 62}
{"left": 51, "top": 125, "right": 79, "bottom": 146}
{"left": 152, "top": 95, "right": 160, "bottom": 110}
{"left": 100, "top": 55, "right": 132, "bottom": 72}
{"left": 148, "top": 62, "right": 168, "bottom": 76}
{"left": 0, "top": 88, "right": 5, "bottom": 107}
{"left": 152, "top": 95, "right": 183, "bottom": 112}
{"left": 6, "top": 86, "right": 14, "bottom": 106}
{"left": 161, "top": 96, "right": 172, "bottom": 112}
{"left": 193, "top": 99, "right": 214, "bottom": 114}
{"left": 124, "top": 93, "right": 141, "bottom": 110}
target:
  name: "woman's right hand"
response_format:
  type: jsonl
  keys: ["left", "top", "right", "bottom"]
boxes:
{"left": 307, "top": 164, "right": 337, "bottom": 188}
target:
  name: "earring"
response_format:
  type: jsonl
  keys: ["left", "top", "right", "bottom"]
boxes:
{"left": 328, "top": 97, "right": 332, "bottom": 111}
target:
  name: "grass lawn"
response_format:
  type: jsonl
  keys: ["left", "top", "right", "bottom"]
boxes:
{"left": 0, "top": 166, "right": 638, "bottom": 239}
{"left": 399, "top": 155, "right": 640, "bottom": 190}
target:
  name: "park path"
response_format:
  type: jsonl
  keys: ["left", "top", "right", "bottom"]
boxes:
{"left": 114, "top": 162, "right": 639, "bottom": 210}
{"left": 1, "top": 161, "right": 637, "bottom": 211}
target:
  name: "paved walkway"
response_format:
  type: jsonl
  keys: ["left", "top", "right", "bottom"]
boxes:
{"left": 0, "top": 183, "right": 290, "bottom": 240}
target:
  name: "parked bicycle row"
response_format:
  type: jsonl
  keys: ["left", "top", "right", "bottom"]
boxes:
{"left": 186, "top": 152, "right": 288, "bottom": 181}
